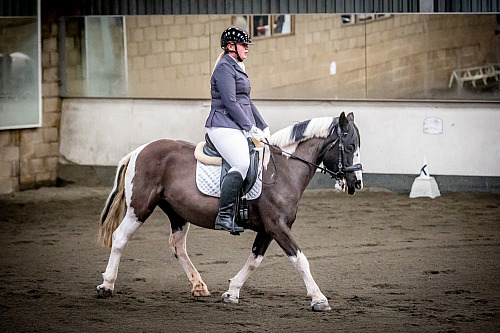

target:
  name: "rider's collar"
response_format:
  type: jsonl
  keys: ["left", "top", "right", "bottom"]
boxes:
{"left": 227, "top": 54, "right": 246, "bottom": 72}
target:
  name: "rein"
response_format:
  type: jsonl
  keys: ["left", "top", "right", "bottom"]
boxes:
{"left": 263, "top": 140, "right": 344, "bottom": 180}
{"left": 262, "top": 125, "right": 362, "bottom": 182}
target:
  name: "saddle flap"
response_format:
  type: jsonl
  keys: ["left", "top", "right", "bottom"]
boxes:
{"left": 203, "top": 133, "right": 220, "bottom": 157}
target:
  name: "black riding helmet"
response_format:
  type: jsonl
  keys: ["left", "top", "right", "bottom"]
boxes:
{"left": 220, "top": 27, "right": 252, "bottom": 62}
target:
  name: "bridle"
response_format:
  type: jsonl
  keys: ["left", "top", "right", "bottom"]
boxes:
{"left": 318, "top": 124, "right": 363, "bottom": 179}
{"left": 262, "top": 124, "right": 363, "bottom": 183}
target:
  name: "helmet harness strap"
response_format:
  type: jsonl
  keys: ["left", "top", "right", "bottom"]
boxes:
{"left": 226, "top": 42, "right": 244, "bottom": 62}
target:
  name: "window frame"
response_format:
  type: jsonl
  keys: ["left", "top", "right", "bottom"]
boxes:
{"left": 0, "top": 0, "right": 42, "bottom": 131}
{"left": 341, "top": 13, "right": 392, "bottom": 26}
{"left": 231, "top": 14, "right": 295, "bottom": 40}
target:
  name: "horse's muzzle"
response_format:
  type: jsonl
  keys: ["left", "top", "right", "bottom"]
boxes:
{"left": 355, "top": 180, "right": 362, "bottom": 189}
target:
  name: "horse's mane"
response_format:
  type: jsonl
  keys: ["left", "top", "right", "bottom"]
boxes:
{"left": 269, "top": 117, "right": 338, "bottom": 148}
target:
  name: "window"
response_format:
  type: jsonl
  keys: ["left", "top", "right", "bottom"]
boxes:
{"left": 232, "top": 15, "right": 294, "bottom": 39}
{"left": 341, "top": 14, "right": 355, "bottom": 25}
{"left": 0, "top": 6, "right": 41, "bottom": 130}
{"left": 62, "top": 16, "right": 127, "bottom": 97}
{"left": 341, "top": 14, "right": 391, "bottom": 26}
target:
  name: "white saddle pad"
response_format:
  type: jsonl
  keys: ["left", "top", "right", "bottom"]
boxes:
{"left": 196, "top": 161, "right": 262, "bottom": 200}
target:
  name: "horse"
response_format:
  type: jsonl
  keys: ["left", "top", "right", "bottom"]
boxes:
{"left": 97, "top": 111, "right": 362, "bottom": 311}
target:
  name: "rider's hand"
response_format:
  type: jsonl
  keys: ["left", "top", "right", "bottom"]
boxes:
{"left": 263, "top": 127, "right": 271, "bottom": 141}
{"left": 250, "top": 125, "right": 266, "bottom": 142}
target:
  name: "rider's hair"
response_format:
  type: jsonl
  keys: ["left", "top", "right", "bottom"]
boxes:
{"left": 211, "top": 51, "right": 225, "bottom": 75}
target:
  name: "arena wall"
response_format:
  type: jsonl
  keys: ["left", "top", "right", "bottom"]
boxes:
{"left": 59, "top": 98, "right": 500, "bottom": 181}
{"left": 1, "top": 12, "right": 499, "bottom": 195}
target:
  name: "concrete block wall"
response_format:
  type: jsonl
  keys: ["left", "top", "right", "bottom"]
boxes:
{"left": 64, "top": 18, "right": 84, "bottom": 96}
{"left": 247, "top": 14, "right": 367, "bottom": 99}
{"left": 125, "top": 15, "right": 227, "bottom": 98}
{"left": 121, "top": 14, "right": 497, "bottom": 100}
{"left": 249, "top": 14, "right": 497, "bottom": 99}
{"left": 0, "top": 11, "right": 61, "bottom": 194}
{"left": 0, "top": 131, "right": 20, "bottom": 194}
{"left": 365, "top": 14, "right": 497, "bottom": 99}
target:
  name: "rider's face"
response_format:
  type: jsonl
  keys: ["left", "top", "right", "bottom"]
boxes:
{"left": 228, "top": 43, "right": 248, "bottom": 61}
{"left": 236, "top": 43, "right": 248, "bottom": 61}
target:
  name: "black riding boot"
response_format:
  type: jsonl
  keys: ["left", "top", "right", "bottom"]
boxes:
{"left": 215, "top": 171, "right": 245, "bottom": 235}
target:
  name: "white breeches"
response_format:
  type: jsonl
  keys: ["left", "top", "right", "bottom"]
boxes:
{"left": 206, "top": 127, "right": 250, "bottom": 179}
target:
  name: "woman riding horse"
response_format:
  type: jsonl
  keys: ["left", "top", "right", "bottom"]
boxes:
{"left": 205, "top": 27, "right": 270, "bottom": 234}
{"left": 96, "top": 27, "right": 363, "bottom": 312}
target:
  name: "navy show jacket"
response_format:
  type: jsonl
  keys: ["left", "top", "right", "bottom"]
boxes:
{"left": 205, "top": 54, "right": 267, "bottom": 132}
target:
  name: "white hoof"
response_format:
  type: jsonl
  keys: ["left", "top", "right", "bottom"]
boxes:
{"left": 312, "top": 300, "right": 332, "bottom": 312}
{"left": 222, "top": 292, "right": 239, "bottom": 304}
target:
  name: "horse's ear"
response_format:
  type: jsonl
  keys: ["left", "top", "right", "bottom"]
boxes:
{"left": 347, "top": 112, "right": 354, "bottom": 122}
{"left": 339, "top": 112, "right": 348, "bottom": 132}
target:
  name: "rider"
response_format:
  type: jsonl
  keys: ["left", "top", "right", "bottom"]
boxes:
{"left": 205, "top": 27, "right": 270, "bottom": 234}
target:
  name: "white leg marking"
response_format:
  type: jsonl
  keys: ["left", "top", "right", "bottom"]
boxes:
{"left": 353, "top": 147, "right": 363, "bottom": 189}
{"left": 169, "top": 223, "right": 210, "bottom": 296}
{"left": 99, "top": 209, "right": 142, "bottom": 291}
{"left": 289, "top": 251, "right": 330, "bottom": 309}
{"left": 223, "top": 254, "right": 264, "bottom": 302}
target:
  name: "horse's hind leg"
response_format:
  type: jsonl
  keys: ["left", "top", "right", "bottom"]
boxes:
{"left": 222, "top": 231, "right": 272, "bottom": 303}
{"left": 160, "top": 200, "right": 210, "bottom": 297}
{"left": 168, "top": 223, "right": 210, "bottom": 296}
{"left": 97, "top": 210, "right": 142, "bottom": 297}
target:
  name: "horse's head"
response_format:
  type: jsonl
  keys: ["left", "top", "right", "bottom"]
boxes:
{"left": 321, "top": 112, "right": 363, "bottom": 195}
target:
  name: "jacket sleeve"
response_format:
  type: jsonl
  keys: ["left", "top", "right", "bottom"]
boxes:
{"left": 251, "top": 101, "right": 268, "bottom": 130}
{"left": 214, "top": 62, "right": 254, "bottom": 131}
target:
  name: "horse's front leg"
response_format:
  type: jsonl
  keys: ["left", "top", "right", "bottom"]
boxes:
{"left": 222, "top": 231, "right": 272, "bottom": 303}
{"left": 169, "top": 223, "right": 210, "bottom": 297}
{"left": 97, "top": 211, "right": 142, "bottom": 297}
{"left": 269, "top": 222, "right": 331, "bottom": 312}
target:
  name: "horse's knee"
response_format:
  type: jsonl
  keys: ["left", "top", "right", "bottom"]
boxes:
{"left": 290, "top": 251, "right": 310, "bottom": 270}
{"left": 247, "top": 255, "right": 264, "bottom": 271}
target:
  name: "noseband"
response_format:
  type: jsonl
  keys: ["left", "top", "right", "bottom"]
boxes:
{"left": 263, "top": 124, "right": 362, "bottom": 182}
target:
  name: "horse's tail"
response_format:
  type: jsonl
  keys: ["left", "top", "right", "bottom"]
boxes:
{"left": 98, "top": 153, "right": 132, "bottom": 248}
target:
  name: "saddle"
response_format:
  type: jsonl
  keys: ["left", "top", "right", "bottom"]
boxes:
{"left": 194, "top": 134, "right": 263, "bottom": 227}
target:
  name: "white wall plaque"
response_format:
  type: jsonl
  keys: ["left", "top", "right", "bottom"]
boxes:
{"left": 423, "top": 117, "right": 443, "bottom": 134}
{"left": 330, "top": 61, "right": 336, "bottom": 75}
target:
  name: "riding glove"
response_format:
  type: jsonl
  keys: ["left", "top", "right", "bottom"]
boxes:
{"left": 249, "top": 125, "right": 266, "bottom": 142}
{"left": 263, "top": 127, "right": 271, "bottom": 141}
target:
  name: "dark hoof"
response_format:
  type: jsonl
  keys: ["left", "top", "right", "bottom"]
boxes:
{"left": 97, "top": 285, "right": 113, "bottom": 298}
